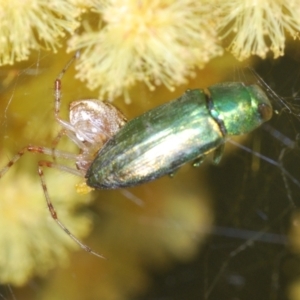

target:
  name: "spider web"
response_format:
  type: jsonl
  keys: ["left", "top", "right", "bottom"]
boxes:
{"left": 1, "top": 49, "right": 300, "bottom": 300}
{"left": 137, "top": 51, "right": 300, "bottom": 300}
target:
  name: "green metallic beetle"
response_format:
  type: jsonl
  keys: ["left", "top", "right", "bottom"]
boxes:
{"left": 86, "top": 82, "right": 273, "bottom": 189}
{"left": 0, "top": 77, "right": 273, "bottom": 258}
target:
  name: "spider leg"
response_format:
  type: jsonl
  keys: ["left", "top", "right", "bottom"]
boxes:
{"left": 54, "top": 51, "right": 79, "bottom": 113}
{"left": 38, "top": 160, "right": 106, "bottom": 259}
{"left": 54, "top": 51, "right": 79, "bottom": 123}
{"left": 0, "top": 145, "right": 105, "bottom": 259}
{"left": 51, "top": 128, "right": 87, "bottom": 163}
{"left": 52, "top": 127, "right": 88, "bottom": 156}
{"left": 51, "top": 129, "right": 67, "bottom": 161}
{"left": 53, "top": 64, "right": 87, "bottom": 152}
{"left": 0, "top": 144, "right": 83, "bottom": 178}
{"left": 0, "top": 146, "right": 27, "bottom": 178}
{"left": 56, "top": 51, "right": 80, "bottom": 81}
{"left": 52, "top": 51, "right": 86, "bottom": 148}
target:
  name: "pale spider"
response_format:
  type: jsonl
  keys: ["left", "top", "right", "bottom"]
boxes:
{"left": 0, "top": 52, "right": 127, "bottom": 258}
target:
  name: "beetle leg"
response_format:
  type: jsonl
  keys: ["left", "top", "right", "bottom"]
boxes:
{"left": 212, "top": 144, "right": 225, "bottom": 165}
{"left": 192, "top": 156, "right": 206, "bottom": 167}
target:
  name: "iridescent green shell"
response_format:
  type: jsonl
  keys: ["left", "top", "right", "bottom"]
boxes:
{"left": 86, "top": 83, "right": 272, "bottom": 189}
